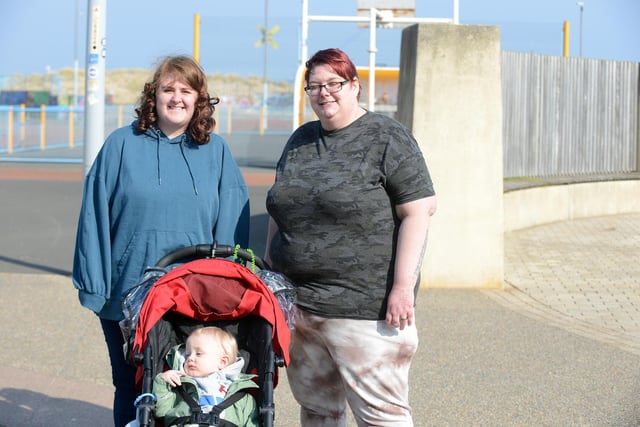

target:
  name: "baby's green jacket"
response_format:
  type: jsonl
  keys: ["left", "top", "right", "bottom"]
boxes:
{"left": 153, "top": 345, "right": 260, "bottom": 427}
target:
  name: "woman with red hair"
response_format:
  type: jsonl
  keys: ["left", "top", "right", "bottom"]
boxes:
{"left": 265, "top": 48, "right": 437, "bottom": 426}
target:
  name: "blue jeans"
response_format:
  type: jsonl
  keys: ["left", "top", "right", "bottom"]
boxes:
{"left": 100, "top": 318, "right": 138, "bottom": 427}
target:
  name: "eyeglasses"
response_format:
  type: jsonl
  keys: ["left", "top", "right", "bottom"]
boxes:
{"left": 304, "top": 80, "right": 349, "bottom": 96}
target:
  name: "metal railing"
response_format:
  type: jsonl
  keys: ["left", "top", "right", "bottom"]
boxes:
{"left": 2, "top": 52, "right": 639, "bottom": 177}
{"left": 0, "top": 103, "right": 293, "bottom": 161}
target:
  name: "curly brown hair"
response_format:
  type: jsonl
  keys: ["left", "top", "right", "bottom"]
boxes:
{"left": 135, "top": 55, "right": 219, "bottom": 144}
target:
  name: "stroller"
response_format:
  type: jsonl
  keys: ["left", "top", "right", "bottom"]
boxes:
{"left": 121, "top": 243, "right": 292, "bottom": 427}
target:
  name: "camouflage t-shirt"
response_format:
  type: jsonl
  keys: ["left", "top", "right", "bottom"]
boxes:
{"left": 266, "top": 111, "right": 435, "bottom": 320}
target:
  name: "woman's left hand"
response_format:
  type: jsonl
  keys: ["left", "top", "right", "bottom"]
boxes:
{"left": 387, "top": 196, "right": 436, "bottom": 330}
{"left": 385, "top": 285, "right": 414, "bottom": 330}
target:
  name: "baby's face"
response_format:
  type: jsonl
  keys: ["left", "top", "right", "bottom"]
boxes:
{"left": 183, "top": 335, "right": 227, "bottom": 377}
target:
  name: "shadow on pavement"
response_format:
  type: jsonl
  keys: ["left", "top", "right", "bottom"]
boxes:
{"left": 0, "top": 255, "right": 71, "bottom": 276}
{"left": 0, "top": 388, "right": 112, "bottom": 427}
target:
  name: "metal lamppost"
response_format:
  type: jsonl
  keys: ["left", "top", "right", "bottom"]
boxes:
{"left": 262, "top": 0, "right": 269, "bottom": 132}
{"left": 256, "top": 0, "right": 279, "bottom": 133}
{"left": 73, "top": 0, "right": 80, "bottom": 106}
{"left": 577, "top": 1, "right": 584, "bottom": 57}
{"left": 83, "top": 0, "right": 107, "bottom": 174}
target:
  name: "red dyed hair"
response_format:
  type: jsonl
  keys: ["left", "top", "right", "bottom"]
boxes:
{"left": 304, "top": 48, "right": 361, "bottom": 100}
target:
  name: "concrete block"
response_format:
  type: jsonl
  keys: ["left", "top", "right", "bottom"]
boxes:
{"left": 399, "top": 23, "right": 504, "bottom": 289}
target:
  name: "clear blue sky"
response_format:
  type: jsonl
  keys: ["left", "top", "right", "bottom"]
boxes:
{"left": 1, "top": 0, "right": 639, "bottom": 82}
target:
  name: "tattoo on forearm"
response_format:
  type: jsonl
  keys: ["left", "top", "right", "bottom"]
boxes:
{"left": 413, "top": 229, "right": 429, "bottom": 277}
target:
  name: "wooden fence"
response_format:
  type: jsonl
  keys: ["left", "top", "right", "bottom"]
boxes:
{"left": 502, "top": 51, "right": 639, "bottom": 178}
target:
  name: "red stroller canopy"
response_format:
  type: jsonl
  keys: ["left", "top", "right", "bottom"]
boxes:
{"left": 132, "top": 258, "right": 291, "bottom": 369}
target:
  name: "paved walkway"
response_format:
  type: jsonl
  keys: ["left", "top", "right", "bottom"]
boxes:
{"left": 0, "top": 164, "right": 639, "bottom": 425}
{"left": 490, "top": 213, "right": 640, "bottom": 356}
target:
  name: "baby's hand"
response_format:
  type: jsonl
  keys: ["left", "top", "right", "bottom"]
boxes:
{"left": 159, "top": 369, "right": 184, "bottom": 387}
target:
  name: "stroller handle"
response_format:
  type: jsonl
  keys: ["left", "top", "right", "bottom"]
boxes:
{"left": 155, "top": 243, "right": 266, "bottom": 270}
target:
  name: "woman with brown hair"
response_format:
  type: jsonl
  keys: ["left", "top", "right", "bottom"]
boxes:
{"left": 72, "top": 55, "right": 250, "bottom": 426}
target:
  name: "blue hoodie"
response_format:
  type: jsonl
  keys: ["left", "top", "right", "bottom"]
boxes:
{"left": 72, "top": 122, "right": 250, "bottom": 320}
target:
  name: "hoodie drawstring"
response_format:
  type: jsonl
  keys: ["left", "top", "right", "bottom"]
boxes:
{"left": 156, "top": 135, "right": 162, "bottom": 186}
{"left": 179, "top": 136, "right": 199, "bottom": 195}
{"left": 153, "top": 130, "right": 198, "bottom": 195}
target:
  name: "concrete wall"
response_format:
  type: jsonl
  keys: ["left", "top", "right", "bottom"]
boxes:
{"left": 398, "top": 24, "right": 504, "bottom": 289}
{"left": 504, "top": 180, "right": 640, "bottom": 232}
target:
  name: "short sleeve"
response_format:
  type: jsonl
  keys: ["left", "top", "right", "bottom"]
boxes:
{"left": 383, "top": 127, "right": 435, "bottom": 205}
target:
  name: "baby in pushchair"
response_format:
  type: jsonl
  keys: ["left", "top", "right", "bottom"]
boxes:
{"left": 121, "top": 244, "right": 292, "bottom": 427}
{"left": 153, "top": 326, "right": 260, "bottom": 426}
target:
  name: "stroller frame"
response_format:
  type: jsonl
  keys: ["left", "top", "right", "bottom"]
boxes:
{"left": 127, "top": 244, "right": 289, "bottom": 427}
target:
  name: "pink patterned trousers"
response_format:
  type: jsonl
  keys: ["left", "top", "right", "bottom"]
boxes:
{"left": 287, "top": 307, "right": 419, "bottom": 427}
